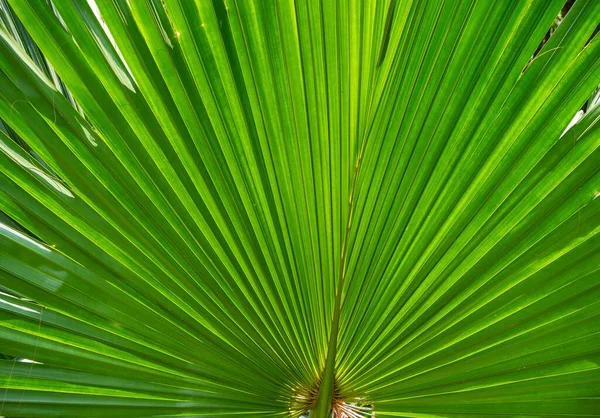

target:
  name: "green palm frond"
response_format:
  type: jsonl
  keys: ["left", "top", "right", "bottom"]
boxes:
{"left": 0, "top": 0, "right": 599, "bottom": 417}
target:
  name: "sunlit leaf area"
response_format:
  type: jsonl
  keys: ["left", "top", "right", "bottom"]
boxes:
{"left": 0, "top": 0, "right": 599, "bottom": 416}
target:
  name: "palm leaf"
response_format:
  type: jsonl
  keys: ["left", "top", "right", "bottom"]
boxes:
{"left": 0, "top": 0, "right": 599, "bottom": 416}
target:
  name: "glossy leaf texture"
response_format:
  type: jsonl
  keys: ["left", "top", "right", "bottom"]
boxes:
{"left": 0, "top": 0, "right": 599, "bottom": 416}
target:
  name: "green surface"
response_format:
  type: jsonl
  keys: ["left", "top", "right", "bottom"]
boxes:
{"left": 0, "top": 0, "right": 599, "bottom": 416}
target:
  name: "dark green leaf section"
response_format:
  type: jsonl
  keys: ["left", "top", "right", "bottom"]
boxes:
{"left": 0, "top": 0, "right": 599, "bottom": 417}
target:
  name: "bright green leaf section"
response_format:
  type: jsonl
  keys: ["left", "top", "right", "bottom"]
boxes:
{"left": 0, "top": 0, "right": 599, "bottom": 416}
